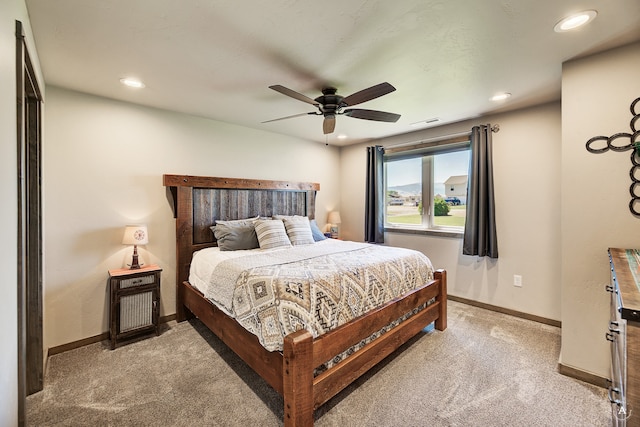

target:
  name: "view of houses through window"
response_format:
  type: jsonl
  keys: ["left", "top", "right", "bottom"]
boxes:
{"left": 385, "top": 150, "right": 470, "bottom": 230}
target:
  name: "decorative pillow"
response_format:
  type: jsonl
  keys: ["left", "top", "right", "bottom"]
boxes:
{"left": 309, "top": 219, "right": 327, "bottom": 241}
{"left": 211, "top": 223, "right": 259, "bottom": 251}
{"left": 215, "top": 216, "right": 259, "bottom": 227}
{"left": 282, "top": 216, "right": 315, "bottom": 245}
{"left": 254, "top": 219, "right": 291, "bottom": 249}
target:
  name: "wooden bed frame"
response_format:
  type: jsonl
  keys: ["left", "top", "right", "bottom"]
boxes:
{"left": 163, "top": 174, "right": 447, "bottom": 426}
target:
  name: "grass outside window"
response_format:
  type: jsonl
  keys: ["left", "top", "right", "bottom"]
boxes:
{"left": 387, "top": 205, "right": 466, "bottom": 227}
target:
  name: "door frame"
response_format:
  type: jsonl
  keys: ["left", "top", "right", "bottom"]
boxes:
{"left": 16, "top": 19, "right": 44, "bottom": 425}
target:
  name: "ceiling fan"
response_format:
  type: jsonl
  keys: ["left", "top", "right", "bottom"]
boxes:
{"left": 263, "top": 82, "right": 401, "bottom": 134}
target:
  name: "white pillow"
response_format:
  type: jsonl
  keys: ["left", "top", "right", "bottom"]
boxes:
{"left": 282, "top": 216, "right": 315, "bottom": 245}
{"left": 254, "top": 219, "right": 292, "bottom": 249}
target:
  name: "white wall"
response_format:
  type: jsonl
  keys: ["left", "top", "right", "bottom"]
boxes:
{"left": 0, "top": 0, "right": 44, "bottom": 424}
{"left": 43, "top": 86, "right": 341, "bottom": 350}
{"left": 560, "top": 42, "right": 640, "bottom": 378}
{"left": 341, "top": 103, "right": 562, "bottom": 322}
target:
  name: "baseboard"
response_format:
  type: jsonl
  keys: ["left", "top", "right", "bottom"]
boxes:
{"left": 47, "top": 313, "right": 177, "bottom": 357}
{"left": 557, "top": 363, "right": 609, "bottom": 388}
{"left": 159, "top": 313, "right": 177, "bottom": 324}
{"left": 448, "top": 295, "right": 562, "bottom": 328}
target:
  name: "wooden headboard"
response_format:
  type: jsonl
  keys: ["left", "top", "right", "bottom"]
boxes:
{"left": 163, "top": 174, "right": 320, "bottom": 319}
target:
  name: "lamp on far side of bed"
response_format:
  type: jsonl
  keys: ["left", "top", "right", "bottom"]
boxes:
{"left": 122, "top": 224, "right": 148, "bottom": 269}
{"left": 327, "top": 211, "right": 341, "bottom": 239}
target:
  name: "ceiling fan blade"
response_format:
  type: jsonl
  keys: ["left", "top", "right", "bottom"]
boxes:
{"left": 323, "top": 115, "right": 336, "bottom": 134}
{"left": 269, "top": 85, "right": 319, "bottom": 106}
{"left": 261, "top": 112, "right": 315, "bottom": 123}
{"left": 343, "top": 108, "right": 400, "bottom": 122}
{"left": 341, "top": 82, "right": 396, "bottom": 106}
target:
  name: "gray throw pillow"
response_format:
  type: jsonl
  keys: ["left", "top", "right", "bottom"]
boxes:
{"left": 211, "top": 223, "right": 259, "bottom": 251}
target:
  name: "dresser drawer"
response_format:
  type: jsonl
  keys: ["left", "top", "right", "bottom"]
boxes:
{"left": 608, "top": 283, "right": 626, "bottom": 424}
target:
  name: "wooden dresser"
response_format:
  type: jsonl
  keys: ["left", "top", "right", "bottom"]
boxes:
{"left": 607, "top": 248, "right": 640, "bottom": 426}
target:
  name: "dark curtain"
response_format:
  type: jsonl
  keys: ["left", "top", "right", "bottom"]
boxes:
{"left": 365, "top": 145, "right": 385, "bottom": 243}
{"left": 463, "top": 125, "right": 498, "bottom": 258}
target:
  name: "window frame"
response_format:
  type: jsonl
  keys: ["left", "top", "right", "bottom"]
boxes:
{"left": 383, "top": 135, "right": 471, "bottom": 236}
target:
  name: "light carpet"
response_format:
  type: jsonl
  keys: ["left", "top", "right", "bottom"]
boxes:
{"left": 27, "top": 301, "right": 611, "bottom": 426}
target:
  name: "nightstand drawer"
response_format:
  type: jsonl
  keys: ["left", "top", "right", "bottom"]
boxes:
{"left": 120, "top": 274, "right": 155, "bottom": 289}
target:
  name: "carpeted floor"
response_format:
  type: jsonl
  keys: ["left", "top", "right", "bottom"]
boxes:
{"left": 27, "top": 301, "right": 611, "bottom": 426}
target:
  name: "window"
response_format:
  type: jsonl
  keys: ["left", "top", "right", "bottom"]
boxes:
{"left": 384, "top": 137, "right": 470, "bottom": 232}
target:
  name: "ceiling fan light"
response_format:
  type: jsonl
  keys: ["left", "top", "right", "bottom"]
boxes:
{"left": 554, "top": 10, "right": 597, "bottom": 32}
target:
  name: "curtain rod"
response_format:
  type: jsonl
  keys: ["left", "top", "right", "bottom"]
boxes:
{"left": 385, "top": 124, "right": 500, "bottom": 150}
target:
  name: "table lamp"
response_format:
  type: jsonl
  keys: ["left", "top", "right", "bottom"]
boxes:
{"left": 327, "top": 211, "right": 341, "bottom": 238}
{"left": 122, "top": 224, "right": 148, "bottom": 269}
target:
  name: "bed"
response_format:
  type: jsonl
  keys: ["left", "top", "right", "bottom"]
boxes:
{"left": 163, "top": 174, "right": 447, "bottom": 426}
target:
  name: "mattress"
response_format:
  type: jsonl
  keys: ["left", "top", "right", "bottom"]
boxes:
{"left": 189, "top": 239, "right": 434, "bottom": 352}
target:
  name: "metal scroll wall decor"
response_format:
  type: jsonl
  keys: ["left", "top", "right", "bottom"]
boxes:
{"left": 585, "top": 97, "right": 640, "bottom": 217}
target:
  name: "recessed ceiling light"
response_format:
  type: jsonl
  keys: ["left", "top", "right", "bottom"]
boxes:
{"left": 337, "top": 134, "right": 348, "bottom": 140}
{"left": 491, "top": 93, "right": 511, "bottom": 102}
{"left": 554, "top": 10, "right": 597, "bottom": 32}
{"left": 120, "top": 78, "right": 145, "bottom": 88}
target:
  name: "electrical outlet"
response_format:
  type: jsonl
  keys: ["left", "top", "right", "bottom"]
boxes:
{"left": 514, "top": 275, "right": 523, "bottom": 287}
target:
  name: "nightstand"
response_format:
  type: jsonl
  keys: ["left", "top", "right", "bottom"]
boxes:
{"left": 108, "top": 264, "right": 162, "bottom": 349}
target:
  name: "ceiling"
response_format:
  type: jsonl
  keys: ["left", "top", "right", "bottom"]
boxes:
{"left": 25, "top": 0, "right": 640, "bottom": 146}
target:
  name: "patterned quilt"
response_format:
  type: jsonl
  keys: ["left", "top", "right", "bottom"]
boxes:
{"left": 200, "top": 240, "right": 434, "bottom": 352}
